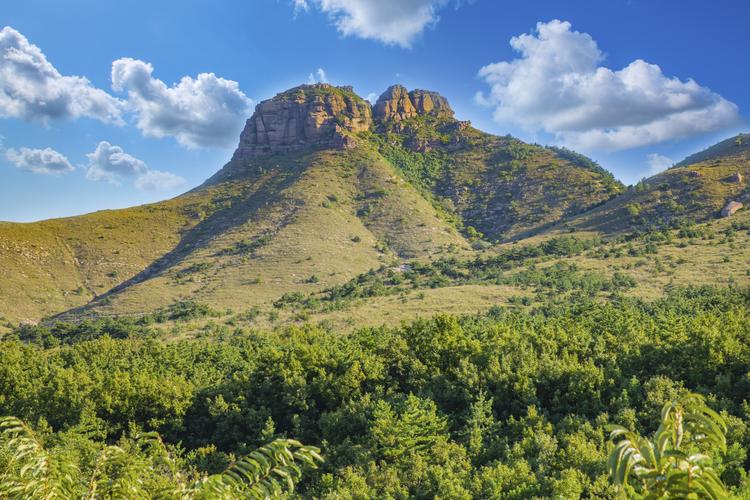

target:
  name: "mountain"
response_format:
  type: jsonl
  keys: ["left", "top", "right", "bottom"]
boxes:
{"left": 367, "top": 85, "right": 624, "bottom": 241}
{"left": 567, "top": 133, "right": 750, "bottom": 233}
{"left": 1, "top": 83, "right": 744, "bottom": 325}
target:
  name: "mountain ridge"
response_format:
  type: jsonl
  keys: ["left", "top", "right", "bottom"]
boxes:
{"left": 0, "top": 82, "right": 747, "bottom": 324}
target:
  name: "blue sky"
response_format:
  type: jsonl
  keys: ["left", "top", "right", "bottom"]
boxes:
{"left": 1, "top": 0, "right": 747, "bottom": 222}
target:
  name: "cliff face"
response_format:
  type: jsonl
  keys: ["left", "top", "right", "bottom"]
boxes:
{"left": 233, "top": 84, "right": 373, "bottom": 159}
{"left": 231, "top": 84, "right": 457, "bottom": 160}
{"left": 373, "top": 85, "right": 454, "bottom": 122}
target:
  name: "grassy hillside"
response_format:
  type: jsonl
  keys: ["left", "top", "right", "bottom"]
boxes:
{"left": 676, "top": 132, "right": 750, "bottom": 166}
{"left": 0, "top": 187, "right": 230, "bottom": 323}
{"left": 53, "top": 145, "right": 468, "bottom": 321}
{"left": 56, "top": 207, "right": 745, "bottom": 337}
{"left": 0, "top": 84, "right": 745, "bottom": 326}
{"left": 371, "top": 114, "right": 624, "bottom": 241}
{"left": 568, "top": 133, "right": 749, "bottom": 233}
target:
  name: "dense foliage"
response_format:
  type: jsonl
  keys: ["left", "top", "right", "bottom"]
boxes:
{"left": 2, "top": 286, "right": 750, "bottom": 497}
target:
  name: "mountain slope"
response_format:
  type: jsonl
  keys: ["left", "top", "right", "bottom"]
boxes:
{"left": 0, "top": 83, "right": 630, "bottom": 323}
{"left": 369, "top": 85, "right": 624, "bottom": 241}
{"left": 567, "top": 133, "right": 750, "bottom": 233}
{"left": 0, "top": 188, "right": 230, "bottom": 323}
{"left": 66, "top": 145, "right": 468, "bottom": 319}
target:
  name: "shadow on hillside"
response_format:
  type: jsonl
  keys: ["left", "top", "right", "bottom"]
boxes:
{"left": 52, "top": 162, "right": 306, "bottom": 321}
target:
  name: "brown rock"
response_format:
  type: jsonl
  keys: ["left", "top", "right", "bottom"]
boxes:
{"left": 728, "top": 172, "right": 744, "bottom": 183}
{"left": 408, "top": 89, "right": 454, "bottom": 118}
{"left": 373, "top": 85, "right": 417, "bottom": 122}
{"left": 233, "top": 84, "right": 372, "bottom": 159}
{"left": 373, "top": 85, "right": 454, "bottom": 122}
{"left": 721, "top": 201, "right": 743, "bottom": 217}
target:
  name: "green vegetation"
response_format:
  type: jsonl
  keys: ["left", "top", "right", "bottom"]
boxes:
{"left": 0, "top": 416, "right": 322, "bottom": 499}
{"left": 3, "top": 286, "right": 750, "bottom": 497}
{"left": 367, "top": 115, "right": 625, "bottom": 241}
{"left": 1, "top": 85, "right": 749, "bottom": 497}
{"left": 547, "top": 145, "right": 623, "bottom": 192}
{"left": 273, "top": 236, "right": 630, "bottom": 312}
{"left": 572, "top": 133, "right": 750, "bottom": 234}
{"left": 217, "top": 233, "right": 274, "bottom": 257}
{"left": 608, "top": 394, "right": 729, "bottom": 498}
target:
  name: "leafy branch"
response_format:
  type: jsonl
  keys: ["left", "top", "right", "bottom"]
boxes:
{"left": 0, "top": 416, "right": 322, "bottom": 499}
{"left": 608, "top": 393, "right": 729, "bottom": 499}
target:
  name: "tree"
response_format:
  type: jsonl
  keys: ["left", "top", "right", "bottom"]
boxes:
{"left": 607, "top": 394, "right": 729, "bottom": 499}
{"left": 0, "top": 416, "right": 322, "bottom": 499}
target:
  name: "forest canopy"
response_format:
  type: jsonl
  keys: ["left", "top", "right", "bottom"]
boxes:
{"left": 1, "top": 286, "right": 749, "bottom": 498}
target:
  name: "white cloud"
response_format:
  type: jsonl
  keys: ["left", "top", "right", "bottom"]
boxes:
{"left": 86, "top": 141, "right": 185, "bottom": 191}
{"left": 477, "top": 20, "right": 741, "bottom": 152}
{"left": 134, "top": 169, "right": 186, "bottom": 191}
{"left": 647, "top": 153, "right": 673, "bottom": 175}
{"left": 111, "top": 58, "right": 252, "bottom": 148}
{"left": 295, "top": 0, "right": 451, "bottom": 48}
{"left": 0, "top": 26, "right": 123, "bottom": 124}
{"left": 6, "top": 146, "right": 74, "bottom": 175}
{"left": 308, "top": 68, "right": 328, "bottom": 84}
{"left": 366, "top": 92, "right": 378, "bottom": 104}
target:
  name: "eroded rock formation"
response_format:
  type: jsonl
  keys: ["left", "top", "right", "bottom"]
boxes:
{"left": 373, "top": 85, "right": 454, "bottom": 122}
{"left": 232, "top": 83, "right": 456, "bottom": 160}
{"left": 233, "top": 84, "right": 372, "bottom": 159}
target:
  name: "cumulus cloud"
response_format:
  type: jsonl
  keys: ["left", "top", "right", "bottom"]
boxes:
{"left": 476, "top": 20, "right": 741, "bottom": 152}
{"left": 111, "top": 58, "right": 252, "bottom": 148}
{"left": 134, "top": 169, "right": 186, "bottom": 191}
{"left": 0, "top": 26, "right": 123, "bottom": 124}
{"left": 365, "top": 92, "right": 378, "bottom": 104}
{"left": 85, "top": 141, "right": 146, "bottom": 182}
{"left": 308, "top": 68, "right": 328, "bottom": 84}
{"left": 294, "top": 0, "right": 452, "bottom": 48}
{"left": 6, "top": 146, "right": 74, "bottom": 175}
{"left": 647, "top": 153, "right": 673, "bottom": 175}
{"left": 86, "top": 141, "right": 185, "bottom": 191}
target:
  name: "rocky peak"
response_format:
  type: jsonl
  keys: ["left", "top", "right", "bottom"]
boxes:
{"left": 233, "top": 84, "right": 372, "bottom": 160}
{"left": 373, "top": 84, "right": 454, "bottom": 122}
{"left": 373, "top": 85, "right": 417, "bottom": 122}
{"left": 409, "top": 89, "right": 453, "bottom": 117}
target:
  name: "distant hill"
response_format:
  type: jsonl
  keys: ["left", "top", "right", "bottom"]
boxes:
{"left": 675, "top": 133, "right": 750, "bottom": 167}
{"left": 1, "top": 83, "right": 744, "bottom": 324}
{"left": 566, "top": 133, "right": 750, "bottom": 233}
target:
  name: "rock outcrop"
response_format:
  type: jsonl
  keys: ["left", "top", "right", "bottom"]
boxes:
{"left": 721, "top": 200, "right": 743, "bottom": 217}
{"left": 373, "top": 85, "right": 417, "bottom": 122}
{"left": 233, "top": 84, "right": 372, "bottom": 159}
{"left": 409, "top": 89, "right": 453, "bottom": 117}
{"left": 373, "top": 85, "right": 454, "bottom": 122}
{"left": 728, "top": 172, "right": 744, "bottom": 183}
{"left": 232, "top": 84, "right": 457, "bottom": 159}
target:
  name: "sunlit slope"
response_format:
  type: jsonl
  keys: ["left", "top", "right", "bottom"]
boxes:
{"left": 3, "top": 84, "right": 744, "bottom": 325}
{"left": 0, "top": 188, "right": 227, "bottom": 322}
{"left": 568, "top": 134, "right": 750, "bottom": 233}
{"left": 59, "top": 145, "right": 469, "bottom": 319}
